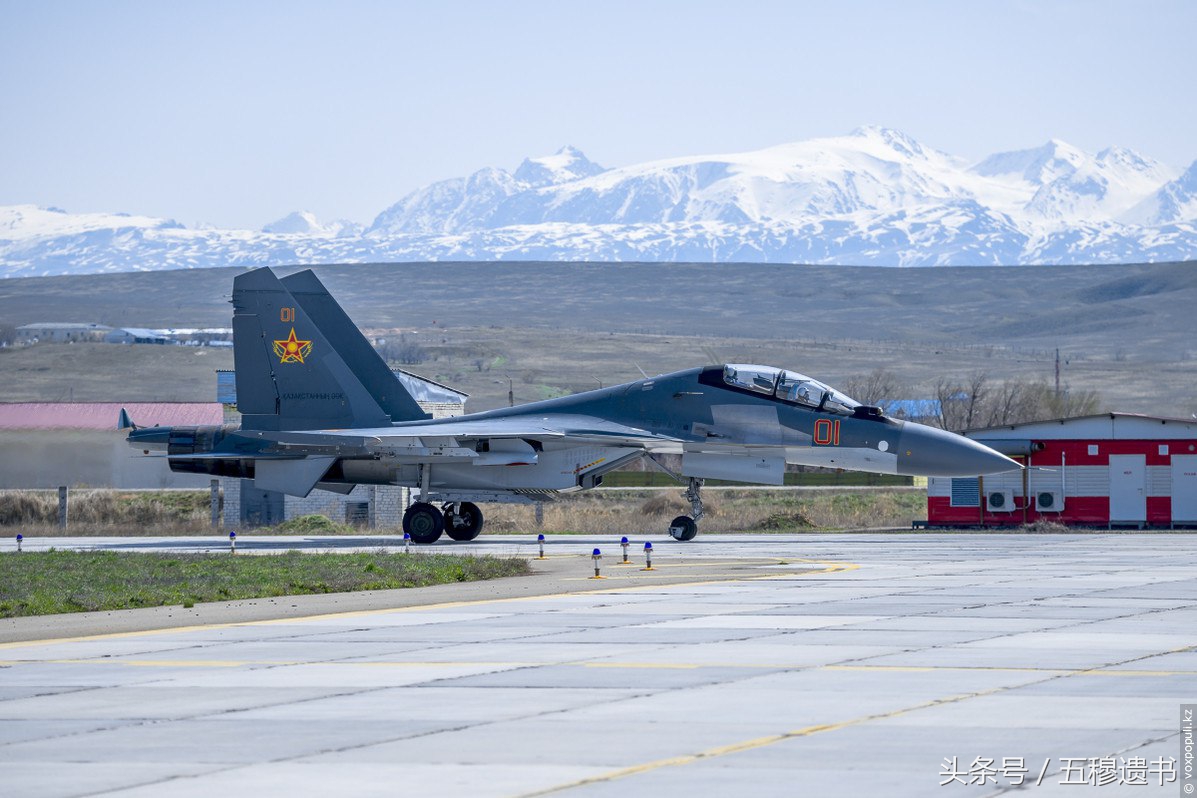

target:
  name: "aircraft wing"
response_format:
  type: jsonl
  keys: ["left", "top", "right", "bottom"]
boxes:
{"left": 222, "top": 414, "right": 678, "bottom": 498}
{"left": 378, "top": 414, "right": 671, "bottom": 445}
{"left": 239, "top": 414, "right": 681, "bottom": 456}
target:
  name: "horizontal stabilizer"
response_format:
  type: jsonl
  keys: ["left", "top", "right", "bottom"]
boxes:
{"left": 253, "top": 456, "right": 337, "bottom": 498}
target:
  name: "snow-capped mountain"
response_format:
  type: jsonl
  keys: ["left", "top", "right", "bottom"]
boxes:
{"left": 1121, "top": 161, "right": 1197, "bottom": 226}
{"left": 2, "top": 128, "right": 1195, "bottom": 277}
{"left": 262, "top": 210, "right": 363, "bottom": 238}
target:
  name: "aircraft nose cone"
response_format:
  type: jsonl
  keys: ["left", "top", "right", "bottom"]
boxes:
{"left": 896, "top": 423, "right": 1021, "bottom": 477}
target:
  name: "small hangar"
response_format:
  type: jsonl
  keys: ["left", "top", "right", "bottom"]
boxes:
{"left": 926, "top": 413, "right": 1197, "bottom": 528}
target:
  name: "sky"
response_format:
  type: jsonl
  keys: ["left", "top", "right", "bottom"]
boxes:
{"left": 2, "top": 0, "right": 1194, "bottom": 230}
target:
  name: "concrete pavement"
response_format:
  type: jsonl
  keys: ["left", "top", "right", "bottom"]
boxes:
{"left": 0, "top": 533, "right": 1193, "bottom": 796}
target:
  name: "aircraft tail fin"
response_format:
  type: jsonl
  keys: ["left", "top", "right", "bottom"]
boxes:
{"left": 232, "top": 267, "right": 394, "bottom": 431}
{"left": 280, "top": 269, "right": 430, "bottom": 422}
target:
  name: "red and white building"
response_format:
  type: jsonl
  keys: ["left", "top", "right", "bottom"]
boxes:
{"left": 926, "top": 413, "right": 1197, "bottom": 528}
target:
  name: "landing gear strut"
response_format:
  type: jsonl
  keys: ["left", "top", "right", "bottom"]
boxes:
{"left": 404, "top": 465, "right": 445, "bottom": 544}
{"left": 669, "top": 477, "right": 703, "bottom": 541}
{"left": 443, "top": 501, "right": 484, "bottom": 542}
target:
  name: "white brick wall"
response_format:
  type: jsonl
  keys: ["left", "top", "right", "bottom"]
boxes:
{"left": 221, "top": 477, "right": 239, "bottom": 527}
{"left": 222, "top": 477, "right": 408, "bottom": 528}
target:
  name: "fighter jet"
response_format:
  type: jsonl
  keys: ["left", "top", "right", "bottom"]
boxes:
{"left": 123, "top": 267, "right": 1018, "bottom": 542}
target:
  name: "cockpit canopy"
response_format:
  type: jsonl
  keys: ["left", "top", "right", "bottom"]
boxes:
{"left": 722, "top": 364, "right": 861, "bottom": 416}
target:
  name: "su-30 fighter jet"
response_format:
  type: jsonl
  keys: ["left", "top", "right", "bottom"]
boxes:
{"left": 123, "top": 267, "right": 1019, "bottom": 542}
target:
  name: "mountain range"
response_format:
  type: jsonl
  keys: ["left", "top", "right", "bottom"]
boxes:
{"left": 3, "top": 126, "right": 1196, "bottom": 277}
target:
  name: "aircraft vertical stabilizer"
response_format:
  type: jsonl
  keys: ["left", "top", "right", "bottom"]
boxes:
{"left": 280, "top": 269, "right": 430, "bottom": 422}
{"left": 232, "top": 267, "right": 392, "bottom": 431}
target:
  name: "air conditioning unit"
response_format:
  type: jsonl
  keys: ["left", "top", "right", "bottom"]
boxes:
{"left": 1036, "top": 490, "right": 1065, "bottom": 512}
{"left": 987, "top": 489, "right": 1015, "bottom": 512}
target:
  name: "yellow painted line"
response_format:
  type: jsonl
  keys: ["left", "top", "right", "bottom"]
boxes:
{"left": 823, "top": 664, "right": 1197, "bottom": 677}
{"left": 1078, "top": 668, "right": 1197, "bottom": 677}
{"left": 582, "top": 662, "right": 702, "bottom": 671}
{"left": 0, "top": 621, "right": 250, "bottom": 651}
{"left": 0, "top": 558, "right": 860, "bottom": 650}
{"left": 518, "top": 644, "right": 1197, "bottom": 796}
{"left": 561, "top": 560, "right": 856, "bottom": 582}
{"left": 825, "top": 664, "right": 1053, "bottom": 674}
{"left": 518, "top": 687, "right": 1010, "bottom": 798}
{"left": 112, "top": 659, "right": 248, "bottom": 668}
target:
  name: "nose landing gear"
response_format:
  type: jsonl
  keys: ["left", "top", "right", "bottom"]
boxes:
{"left": 669, "top": 477, "right": 704, "bottom": 541}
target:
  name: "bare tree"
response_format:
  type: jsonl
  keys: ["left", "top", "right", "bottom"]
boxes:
{"left": 1041, "top": 385, "right": 1101, "bottom": 418}
{"left": 375, "top": 334, "right": 428, "bottom": 365}
{"left": 982, "top": 379, "right": 1036, "bottom": 427}
{"left": 930, "top": 374, "right": 1102, "bottom": 431}
{"left": 842, "top": 368, "right": 906, "bottom": 406}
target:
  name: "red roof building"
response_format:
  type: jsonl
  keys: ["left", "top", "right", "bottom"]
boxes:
{"left": 0, "top": 403, "right": 227, "bottom": 489}
{"left": 0, "top": 402, "right": 222, "bottom": 430}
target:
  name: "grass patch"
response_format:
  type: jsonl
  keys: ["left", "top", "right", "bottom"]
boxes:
{"left": 0, "top": 550, "right": 531, "bottom": 618}
{"left": 272, "top": 514, "right": 357, "bottom": 534}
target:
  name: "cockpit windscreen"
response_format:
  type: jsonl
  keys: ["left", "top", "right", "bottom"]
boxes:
{"left": 723, "top": 364, "right": 860, "bottom": 415}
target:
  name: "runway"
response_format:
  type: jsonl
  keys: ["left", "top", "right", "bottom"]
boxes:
{"left": 1, "top": 533, "right": 1193, "bottom": 796}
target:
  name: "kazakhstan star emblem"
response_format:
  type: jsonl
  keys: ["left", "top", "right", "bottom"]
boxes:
{"left": 273, "top": 327, "right": 312, "bottom": 364}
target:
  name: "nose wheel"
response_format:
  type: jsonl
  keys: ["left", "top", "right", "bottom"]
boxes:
{"left": 668, "top": 478, "right": 704, "bottom": 541}
{"left": 669, "top": 515, "right": 698, "bottom": 541}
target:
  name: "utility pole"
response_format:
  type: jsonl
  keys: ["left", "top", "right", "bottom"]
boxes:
{"left": 1054, "top": 348, "right": 1061, "bottom": 397}
{"left": 508, "top": 377, "right": 514, "bottom": 407}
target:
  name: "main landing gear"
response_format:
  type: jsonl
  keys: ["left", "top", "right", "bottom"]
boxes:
{"left": 402, "top": 502, "right": 443, "bottom": 544}
{"left": 444, "top": 501, "right": 483, "bottom": 542}
{"left": 401, "top": 501, "right": 485, "bottom": 544}
{"left": 669, "top": 477, "right": 704, "bottom": 542}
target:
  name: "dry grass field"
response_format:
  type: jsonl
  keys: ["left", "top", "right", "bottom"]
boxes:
{"left": 482, "top": 488, "right": 925, "bottom": 535}
{"left": 0, "top": 487, "right": 926, "bottom": 536}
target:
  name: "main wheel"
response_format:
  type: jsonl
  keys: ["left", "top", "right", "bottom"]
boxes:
{"left": 669, "top": 515, "right": 698, "bottom": 541}
{"left": 403, "top": 502, "right": 444, "bottom": 543}
{"left": 444, "top": 501, "right": 484, "bottom": 542}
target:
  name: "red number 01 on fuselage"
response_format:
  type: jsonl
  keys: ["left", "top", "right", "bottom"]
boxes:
{"left": 813, "top": 418, "right": 841, "bottom": 445}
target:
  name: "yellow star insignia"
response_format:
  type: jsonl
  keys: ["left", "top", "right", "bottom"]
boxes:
{"left": 273, "top": 327, "right": 312, "bottom": 364}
